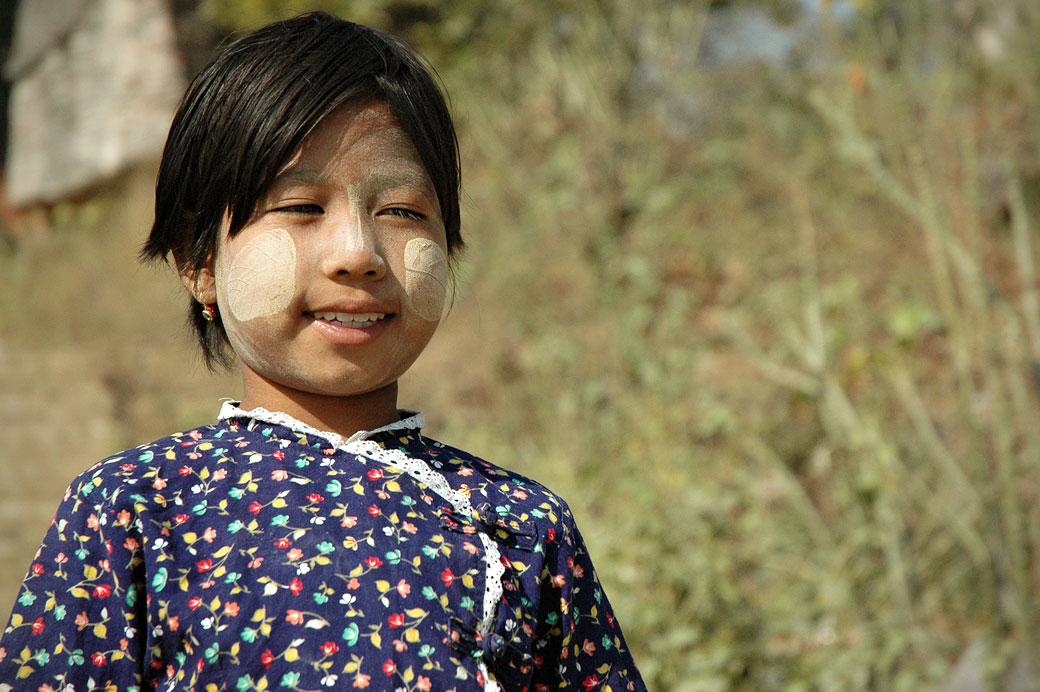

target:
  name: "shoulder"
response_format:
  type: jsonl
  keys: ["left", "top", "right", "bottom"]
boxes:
{"left": 62, "top": 422, "right": 229, "bottom": 512}
{"left": 400, "top": 433, "right": 579, "bottom": 531}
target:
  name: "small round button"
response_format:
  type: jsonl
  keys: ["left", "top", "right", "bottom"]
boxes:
{"left": 482, "top": 633, "right": 507, "bottom": 662}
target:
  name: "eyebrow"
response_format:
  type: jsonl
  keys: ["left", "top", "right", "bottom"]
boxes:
{"left": 273, "top": 167, "right": 434, "bottom": 196}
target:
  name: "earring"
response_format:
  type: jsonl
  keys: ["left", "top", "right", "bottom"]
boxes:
{"left": 201, "top": 303, "right": 217, "bottom": 322}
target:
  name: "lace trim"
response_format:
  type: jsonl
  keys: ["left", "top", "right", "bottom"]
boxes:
{"left": 215, "top": 401, "right": 504, "bottom": 692}
{"left": 217, "top": 401, "right": 424, "bottom": 446}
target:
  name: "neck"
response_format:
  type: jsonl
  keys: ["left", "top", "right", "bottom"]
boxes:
{"left": 238, "top": 370, "right": 401, "bottom": 440}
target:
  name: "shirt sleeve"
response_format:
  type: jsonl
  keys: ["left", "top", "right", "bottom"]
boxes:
{"left": 0, "top": 466, "right": 149, "bottom": 691}
{"left": 529, "top": 501, "right": 646, "bottom": 692}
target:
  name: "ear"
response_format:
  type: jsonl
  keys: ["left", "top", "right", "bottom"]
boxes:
{"left": 175, "top": 252, "right": 217, "bottom": 304}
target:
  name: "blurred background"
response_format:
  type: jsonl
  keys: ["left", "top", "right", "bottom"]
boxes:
{"left": 2, "top": 0, "right": 1040, "bottom": 689}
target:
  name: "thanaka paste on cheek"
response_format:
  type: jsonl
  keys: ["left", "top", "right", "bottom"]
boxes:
{"left": 404, "top": 237, "right": 448, "bottom": 322}
{"left": 223, "top": 228, "right": 297, "bottom": 321}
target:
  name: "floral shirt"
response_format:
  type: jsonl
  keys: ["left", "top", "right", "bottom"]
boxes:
{"left": 0, "top": 403, "right": 645, "bottom": 692}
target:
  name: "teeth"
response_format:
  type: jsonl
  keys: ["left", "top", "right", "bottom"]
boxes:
{"left": 313, "top": 311, "right": 387, "bottom": 326}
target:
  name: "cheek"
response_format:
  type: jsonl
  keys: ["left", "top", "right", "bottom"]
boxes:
{"left": 403, "top": 237, "right": 448, "bottom": 322}
{"left": 220, "top": 228, "right": 298, "bottom": 321}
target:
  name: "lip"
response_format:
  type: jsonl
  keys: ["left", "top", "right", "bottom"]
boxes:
{"left": 304, "top": 308, "right": 395, "bottom": 346}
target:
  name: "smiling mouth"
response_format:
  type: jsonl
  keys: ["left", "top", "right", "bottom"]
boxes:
{"left": 310, "top": 311, "right": 390, "bottom": 328}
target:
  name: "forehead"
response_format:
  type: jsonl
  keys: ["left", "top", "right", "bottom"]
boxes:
{"left": 283, "top": 101, "right": 429, "bottom": 181}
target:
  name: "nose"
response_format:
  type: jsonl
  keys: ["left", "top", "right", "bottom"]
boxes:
{"left": 319, "top": 209, "right": 387, "bottom": 280}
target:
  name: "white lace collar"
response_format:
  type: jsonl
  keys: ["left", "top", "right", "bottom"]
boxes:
{"left": 216, "top": 400, "right": 425, "bottom": 449}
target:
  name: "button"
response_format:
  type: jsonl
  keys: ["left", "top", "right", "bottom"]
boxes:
{"left": 482, "top": 633, "right": 507, "bottom": 663}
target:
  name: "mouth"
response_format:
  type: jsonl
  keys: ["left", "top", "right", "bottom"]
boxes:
{"left": 308, "top": 311, "right": 391, "bottom": 328}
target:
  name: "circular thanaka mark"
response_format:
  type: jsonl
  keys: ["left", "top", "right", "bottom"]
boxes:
{"left": 223, "top": 228, "right": 297, "bottom": 321}
{"left": 404, "top": 237, "right": 448, "bottom": 322}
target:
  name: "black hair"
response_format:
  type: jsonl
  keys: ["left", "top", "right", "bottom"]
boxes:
{"left": 141, "top": 12, "right": 462, "bottom": 368}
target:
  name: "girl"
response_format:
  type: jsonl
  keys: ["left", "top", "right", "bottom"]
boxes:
{"left": 0, "top": 13, "right": 645, "bottom": 692}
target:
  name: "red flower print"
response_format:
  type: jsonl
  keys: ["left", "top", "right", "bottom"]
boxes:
{"left": 366, "top": 469, "right": 383, "bottom": 481}
{"left": 286, "top": 609, "right": 305, "bottom": 625}
{"left": 30, "top": 563, "right": 44, "bottom": 576}
{"left": 289, "top": 577, "right": 304, "bottom": 595}
{"left": 364, "top": 557, "right": 382, "bottom": 568}
{"left": 248, "top": 501, "right": 263, "bottom": 515}
{"left": 188, "top": 596, "right": 203, "bottom": 610}
{"left": 367, "top": 505, "right": 380, "bottom": 516}
{"left": 582, "top": 639, "right": 596, "bottom": 655}
{"left": 31, "top": 618, "right": 44, "bottom": 635}
{"left": 383, "top": 660, "right": 396, "bottom": 675}
{"left": 223, "top": 602, "right": 240, "bottom": 617}
{"left": 174, "top": 514, "right": 189, "bottom": 524}
{"left": 321, "top": 641, "right": 339, "bottom": 655}
{"left": 273, "top": 451, "right": 285, "bottom": 461}
{"left": 546, "top": 528, "right": 556, "bottom": 543}
{"left": 583, "top": 674, "right": 600, "bottom": 690}
{"left": 261, "top": 649, "right": 274, "bottom": 669}
{"left": 93, "top": 584, "right": 112, "bottom": 599}
{"left": 387, "top": 613, "right": 405, "bottom": 628}
{"left": 273, "top": 538, "right": 292, "bottom": 549}
{"left": 120, "top": 463, "right": 136, "bottom": 471}
{"left": 178, "top": 466, "right": 192, "bottom": 476}
{"left": 551, "top": 574, "right": 567, "bottom": 588}
{"left": 306, "top": 493, "right": 324, "bottom": 503}
{"left": 91, "top": 652, "right": 107, "bottom": 666}
{"left": 441, "top": 568, "right": 454, "bottom": 587}
{"left": 196, "top": 559, "right": 213, "bottom": 572}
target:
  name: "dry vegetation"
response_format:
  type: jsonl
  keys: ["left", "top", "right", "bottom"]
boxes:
{"left": 4, "top": 1, "right": 1040, "bottom": 689}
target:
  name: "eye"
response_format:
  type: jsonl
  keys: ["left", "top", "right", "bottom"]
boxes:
{"left": 276, "top": 203, "right": 324, "bottom": 215}
{"left": 380, "top": 207, "right": 427, "bottom": 221}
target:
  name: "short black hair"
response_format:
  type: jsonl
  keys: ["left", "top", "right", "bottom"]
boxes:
{"left": 141, "top": 12, "right": 462, "bottom": 368}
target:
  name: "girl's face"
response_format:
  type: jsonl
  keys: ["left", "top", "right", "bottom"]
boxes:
{"left": 196, "top": 101, "right": 448, "bottom": 406}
